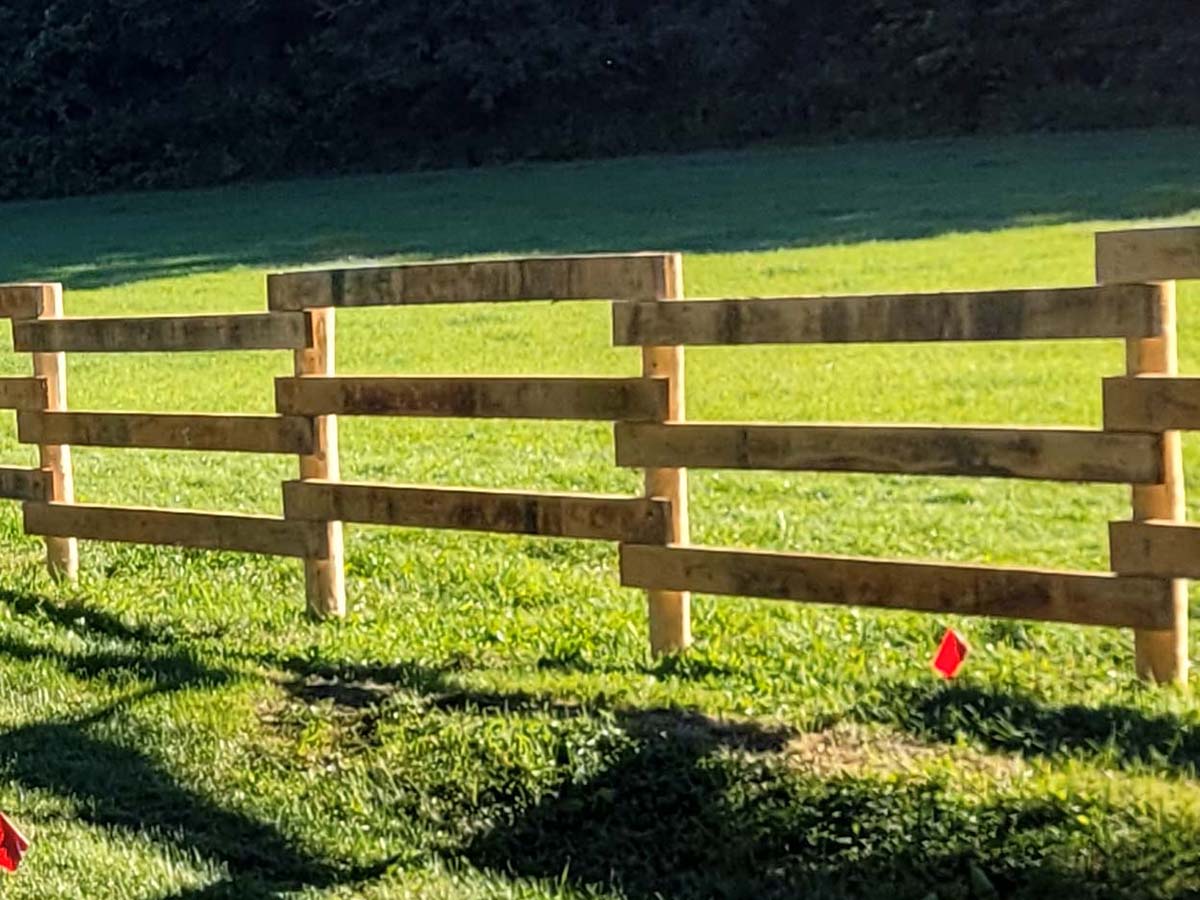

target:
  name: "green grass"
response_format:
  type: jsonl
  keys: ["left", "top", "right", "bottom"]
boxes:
{"left": 1, "top": 129, "right": 1200, "bottom": 898}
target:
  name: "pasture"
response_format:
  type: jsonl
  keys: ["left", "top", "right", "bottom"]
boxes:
{"left": 2, "top": 128, "right": 1200, "bottom": 898}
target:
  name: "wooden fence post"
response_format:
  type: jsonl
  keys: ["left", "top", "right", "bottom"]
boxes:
{"left": 292, "top": 307, "right": 345, "bottom": 617}
{"left": 28, "top": 283, "right": 78, "bottom": 580}
{"left": 1126, "top": 280, "right": 1188, "bottom": 684}
{"left": 643, "top": 253, "right": 691, "bottom": 654}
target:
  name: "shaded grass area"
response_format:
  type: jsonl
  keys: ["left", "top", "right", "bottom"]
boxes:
{"left": 1, "top": 128, "right": 1199, "bottom": 289}
{"left": 0, "top": 130, "right": 1199, "bottom": 897}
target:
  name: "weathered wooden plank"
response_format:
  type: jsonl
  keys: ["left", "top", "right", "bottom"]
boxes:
{"left": 275, "top": 376, "right": 669, "bottom": 421}
{"left": 266, "top": 253, "right": 677, "bottom": 310}
{"left": 612, "top": 284, "right": 1161, "bottom": 346}
{"left": 24, "top": 502, "right": 327, "bottom": 557}
{"left": 17, "top": 412, "right": 315, "bottom": 454}
{"left": 1110, "top": 520, "right": 1200, "bottom": 579}
{"left": 284, "top": 479, "right": 671, "bottom": 543}
{"left": 0, "top": 377, "right": 47, "bottom": 411}
{"left": 614, "top": 422, "right": 1162, "bottom": 484}
{"left": 1104, "top": 375, "right": 1200, "bottom": 432}
{"left": 1097, "top": 226, "right": 1200, "bottom": 283}
{"left": 12, "top": 312, "right": 309, "bottom": 353}
{"left": 0, "top": 284, "right": 51, "bottom": 319}
{"left": 620, "top": 544, "right": 1174, "bottom": 629}
{"left": 0, "top": 466, "right": 49, "bottom": 501}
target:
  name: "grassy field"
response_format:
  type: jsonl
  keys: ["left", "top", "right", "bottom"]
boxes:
{"left": 1, "top": 129, "right": 1200, "bottom": 898}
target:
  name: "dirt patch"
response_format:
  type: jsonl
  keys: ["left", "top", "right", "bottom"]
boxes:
{"left": 626, "top": 708, "right": 795, "bottom": 754}
{"left": 784, "top": 721, "right": 1026, "bottom": 780}
{"left": 257, "top": 673, "right": 399, "bottom": 765}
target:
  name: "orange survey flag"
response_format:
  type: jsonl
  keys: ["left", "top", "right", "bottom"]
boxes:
{"left": 0, "top": 811, "right": 30, "bottom": 872}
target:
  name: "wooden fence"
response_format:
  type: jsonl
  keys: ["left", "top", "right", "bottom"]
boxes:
{"left": 1, "top": 226, "right": 1198, "bottom": 684}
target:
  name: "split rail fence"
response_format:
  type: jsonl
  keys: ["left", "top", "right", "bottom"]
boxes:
{"left": 1, "top": 224, "right": 1197, "bottom": 684}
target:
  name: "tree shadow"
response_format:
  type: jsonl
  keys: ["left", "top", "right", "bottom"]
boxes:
{"left": 262, "top": 658, "right": 1200, "bottom": 898}
{"left": 4, "top": 129, "right": 1199, "bottom": 290}
{"left": 5, "top": 588, "right": 1200, "bottom": 897}
{"left": 869, "top": 682, "right": 1200, "bottom": 775}
{"left": 458, "top": 701, "right": 1195, "bottom": 899}
{"left": 0, "top": 589, "right": 398, "bottom": 898}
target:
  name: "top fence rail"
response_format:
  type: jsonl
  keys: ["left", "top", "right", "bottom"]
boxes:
{"left": 1096, "top": 226, "right": 1200, "bottom": 283}
{"left": 267, "top": 253, "right": 679, "bottom": 310}
{"left": 613, "top": 284, "right": 1161, "bottom": 346}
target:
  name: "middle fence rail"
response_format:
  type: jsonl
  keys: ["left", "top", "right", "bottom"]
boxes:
{"left": 3, "top": 227, "right": 1199, "bottom": 686}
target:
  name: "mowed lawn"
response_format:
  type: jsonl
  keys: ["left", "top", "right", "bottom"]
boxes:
{"left": 1, "top": 130, "right": 1200, "bottom": 898}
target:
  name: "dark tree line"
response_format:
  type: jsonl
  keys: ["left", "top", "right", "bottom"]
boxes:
{"left": 0, "top": 0, "right": 1196, "bottom": 198}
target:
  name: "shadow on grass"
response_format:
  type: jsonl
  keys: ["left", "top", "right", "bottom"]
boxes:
{"left": 873, "top": 682, "right": 1200, "bottom": 774}
{"left": 3, "top": 129, "right": 1199, "bottom": 290}
{"left": 0, "top": 590, "right": 397, "bottom": 899}
{"left": 456, "top": 704, "right": 1195, "bottom": 899}
{"left": 5, "top": 589, "right": 1200, "bottom": 897}
{"left": 271, "top": 659, "right": 1200, "bottom": 899}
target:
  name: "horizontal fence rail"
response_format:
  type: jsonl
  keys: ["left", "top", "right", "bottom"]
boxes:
{"left": 619, "top": 545, "right": 1175, "bottom": 630}
{"left": 614, "top": 422, "right": 1163, "bottom": 483}
{"left": 13, "top": 312, "right": 309, "bottom": 353}
{"left": 1096, "top": 227, "right": 1200, "bottom": 283}
{"left": 24, "top": 502, "right": 328, "bottom": 557}
{"left": 284, "top": 480, "right": 671, "bottom": 543}
{"left": 1104, "top": 376, "right": 1200, "bottom": 431}
{"left": 0, "top": 377, "right": 48, "bottom": 411}
{"left": 0, "top": 284, "right": 58, "bottom": 319}
{"left": 17, "top": 412, "right": 315, "bottom": 454}
{"left": 612, "top": 284, "right": 1161, "bottom": 346}
{"left": 1109, "top": 520, "right": 1200, "bottom": 579}
{"left": 268, "top": 253, "right": 675, "bottom": 310}
{"left": 0, "top": 467, "right": 50, "bottom": 501}
{"left": 275, "top": 375, "right": 669, "bottom": 420}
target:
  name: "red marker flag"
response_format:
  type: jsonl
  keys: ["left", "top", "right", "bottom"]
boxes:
{"left": 0, "top": 812, "right": 30, "bottom": 872}
{"left": 932, "top": 628, "right": 969, "bottom": 678}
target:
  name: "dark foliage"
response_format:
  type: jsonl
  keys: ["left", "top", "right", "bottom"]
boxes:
{"left": 0, "top": 0, "right": 1197, "bottom": 198}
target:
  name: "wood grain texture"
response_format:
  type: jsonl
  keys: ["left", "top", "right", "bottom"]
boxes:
{"left": 0, "top": 466, "right": 49, "bottom": 501}
{"left": 30, "top": 282, "right": 77, "bottom": 580}
{"left": 284, "top": 479, "right": 671, "bottom": 543}
{"left": 292, "top": 308, "right": 345, "bottom": 617}
{"left": 1103, "top": 375, "right": 1200, "bottom": 432}
{"left": 614, "top": 422, "right": 1162, "bottom": 484}
{"left": 1097, "top": 226, "right": 1200, "bottom": 283}
{"left": 0, "top": 284, "right": 51, "bottom": 319}
{"left": 267, "top": 253, "right": 678, "bottom": 310}
{"left": 0, "top": 377, "right": 48, "bottom": 411}
{"left": 638, "top": 251, "right": 691, "bottom": 654}
{"left": 620, "top": 544, "right": 1174, "bottom": 629}
{"left": 612, "top": 284, "right": 1162, "bottom": 346}
{"left": 1110, "top": 520, "right": 1200, "bottom": 579}
{"left": 275, "top": 375, "right": 668, "bottom": 421}
{"left": 12, "top": 312, "right": 309, "bottom": 353}
{"left": 1122, "top": 280, "right": 1188, "bottom": 685}
{"left": 17, "top": 411, "right": 315, "bottom": 454}
{"left": 23, "top": 502, "right": 327, "bottom": 557}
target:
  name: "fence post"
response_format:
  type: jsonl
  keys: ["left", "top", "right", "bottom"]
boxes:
{"left": 291, "top": 306, "right": 345, "bottom": 617}
{"left": 27, "top": 283, "right": 78, "bottom": 580}
{"left": 642, "top": 253, "right": 691, "bottom": 654}
{"left": 1126, "top": 280, "right": 1187, "bottom": 684}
